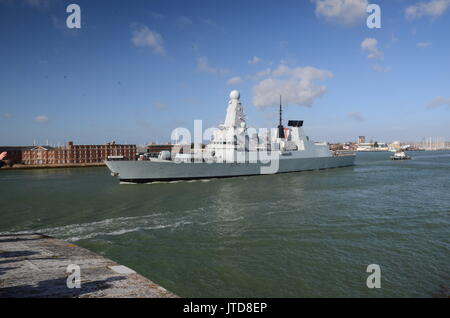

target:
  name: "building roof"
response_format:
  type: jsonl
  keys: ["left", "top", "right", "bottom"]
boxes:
{"left": 0, "top": 146, "right": 35, "bottom": 151}
{"left": 28, "top": 146, "right": 55, "bottom": 151}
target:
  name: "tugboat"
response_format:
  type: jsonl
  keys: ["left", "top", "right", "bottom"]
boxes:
{"left": 390, "top": 150, "right": 411, "bottom": 160}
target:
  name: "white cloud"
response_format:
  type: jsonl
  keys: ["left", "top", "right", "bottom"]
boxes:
{"left": 416, "top": 41, "right": 432, "bottom": 48}
{"left": 177, "top": 16, "right": 193, "bottom": 28}
{"left": 248, "top": 56, "right": 262, "bottom": 65}
{"left": 361, "top": 38, "right": 383, "bottom": 59}
{"left": 405, "top": 0, "right": 450, "bottom": 19}
{"left": 427, "top": 96, "right": 450, "bottom": 108}
{"left": 227, "top": 76, "right": 243, "bottom": 85}
{"left": 272, "top": 64, "right": 292, "bottom": 76}
{"left": 251, "top": 64, "right": 333, "bottom": 108}
{"left": 131, "top": 25, "right": 165, "bottom": 55}
{"left": 251, "top": 68, "right": 272, "bottom": 80}
{"left": 347, "top": 112, "right": 364, "bottom": 121}
{"left": 312, "top": 0, "right": 368, "bottom": 25}
{"left": 203, "top": 18, "right": 225, "bottom": 32}
{"left": 34, "top": 115, "right": 49, "bottom": 124}
{"left": 2, "top": 113, "right": 12, "bottom": 118}
{"left": 197, "top": 57, "right": 229, "bottom": 75}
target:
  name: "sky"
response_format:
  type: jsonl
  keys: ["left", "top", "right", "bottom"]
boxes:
{"left": 0, "top": 0, "right": 449, "bottom": 146}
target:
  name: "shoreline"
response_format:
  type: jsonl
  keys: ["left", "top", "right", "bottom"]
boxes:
{"left": 0, "top": 233, "right": 177, "bottom": 298}
{"left": 0, "top": 162, "right": 106, "bottom": 170}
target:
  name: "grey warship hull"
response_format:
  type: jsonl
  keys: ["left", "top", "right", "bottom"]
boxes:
{"left": 106, "top": 155, "right": 356, "bottom": 183}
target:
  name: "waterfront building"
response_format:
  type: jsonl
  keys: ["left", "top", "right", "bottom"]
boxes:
{"left": 0, "top": 146, "right": 33, "bottom": 165}
{"left": 356, "top": 142, "right": 389, "bottom": 152}
{"left": 22, "top": 141, "right": 136, "bottom": 165}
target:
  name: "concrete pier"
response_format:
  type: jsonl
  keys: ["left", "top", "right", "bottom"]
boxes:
{"left": 0, "top": 234, "right": 177, "bottom": 298}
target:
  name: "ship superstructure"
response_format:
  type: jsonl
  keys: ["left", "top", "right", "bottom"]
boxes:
{"left": 106, "top": 90, "right": 355, "bottom": 183}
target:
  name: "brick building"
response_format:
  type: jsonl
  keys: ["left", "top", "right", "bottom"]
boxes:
{"left": 22, "top": 141, "right": 136, "bottom": 165}
{"left": 0, "top": 146, "right": 33, "bottom": 166}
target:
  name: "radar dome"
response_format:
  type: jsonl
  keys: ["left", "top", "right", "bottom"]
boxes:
{"left": 229, "top": 90, "right": 240, "bottom": 100}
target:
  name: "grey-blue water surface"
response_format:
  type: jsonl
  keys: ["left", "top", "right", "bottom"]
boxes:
{"left": 1, "top": 151, "right": 449, "bottom": 297}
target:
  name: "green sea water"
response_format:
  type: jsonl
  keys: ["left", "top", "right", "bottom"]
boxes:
{"left": 1, "top": 151, "right": 449, "bottom": 297}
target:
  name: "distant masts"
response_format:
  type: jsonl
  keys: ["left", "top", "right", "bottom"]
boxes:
{"left": 279, "top": 95, "right": 282, "bottom": 127}
{"left": 278, "top": 94, "right": 285, "bottom": 139}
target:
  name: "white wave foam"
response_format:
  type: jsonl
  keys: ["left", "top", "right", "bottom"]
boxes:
{"left": 65, "top": 222, "right": 189, "bottom": 241}
{"left": 0, "top": 212, "right": 193, "bottom": 242}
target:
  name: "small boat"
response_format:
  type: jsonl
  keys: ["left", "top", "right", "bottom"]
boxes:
{"left": 390, "top": 151, "right": 411, "bottom": 160}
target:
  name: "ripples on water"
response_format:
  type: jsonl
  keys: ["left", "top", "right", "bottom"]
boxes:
{"left": 1, "top": 151, "right": 449, "bottom": 297}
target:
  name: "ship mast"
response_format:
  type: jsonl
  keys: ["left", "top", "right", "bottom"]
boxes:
{"left": 278, "top": 94, "right": 285, "bottom": 139}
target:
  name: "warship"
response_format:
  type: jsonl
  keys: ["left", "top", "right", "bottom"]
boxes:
{"left": 106, "top": 90, "right": 356, "bottom": 183}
